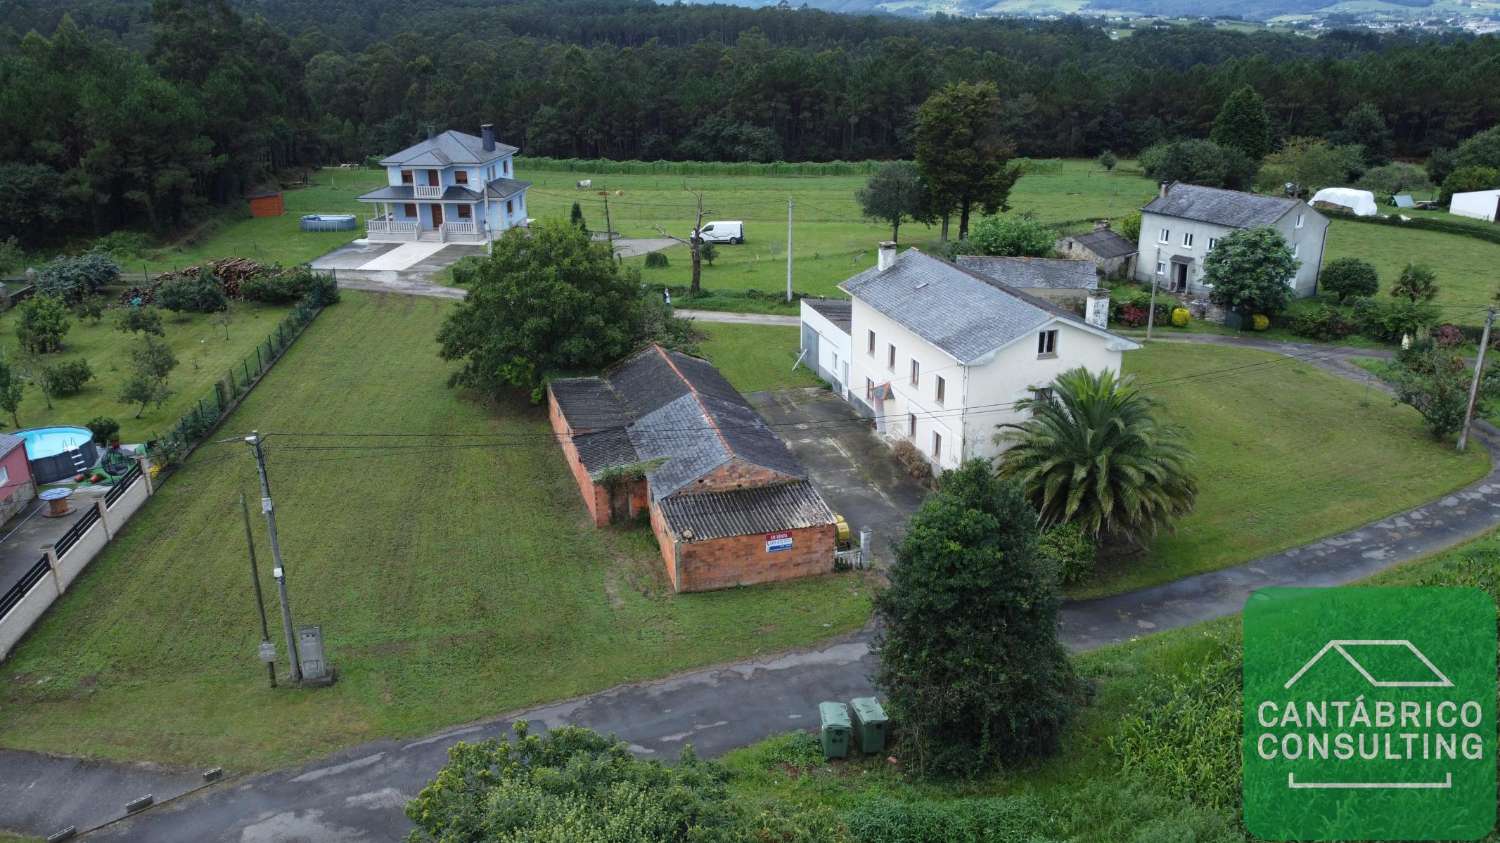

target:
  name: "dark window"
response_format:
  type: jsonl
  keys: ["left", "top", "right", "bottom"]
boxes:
{"left": 457, "top": 204, "right": 472, "bottom": 219}
{"left": 866, "top": 378, "right": 874, "bottom": 400}
{"left": 506, "top": 199, "right": 514, "bottom": 215}
{"left": 908, "top": 413, "right": 917, "bottom": 437}
{"left": 935, "top": 376, "right": 945, "bottom": 405}
{"left": 1037, "top": 330, "right": 1058, "bottom": 357}
{"left": 455, "top": 170, "right": 469, "bottom": 185}
{"left": 910, "top": 359, "right": 920, "bottom": 387}
{"left": 867, "top": 330, "right": 875, "bottom": 355}
{"left": 403, "top": 203, "right": 417, "bottom": 217}
{"left": 887, "top": 343, "right": 895, "bottom": 370}
{"left": 401, "top": 170, "right": 413, "bottom": 184}
{"left": 932, "top": 431, "right": 942, "bottom": 460}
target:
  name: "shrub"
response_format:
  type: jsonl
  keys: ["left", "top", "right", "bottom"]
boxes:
{"left": 1288, "top": 305, "right": 1356, "bottom": 341}
{"left": 1441, "top": 165, "right": 1500, "bottom": 202}
{"left": 845, "top": 795, "right": 1060, "bottom": 843}
{"left": 699, "top": 241, "right": 718, "bottom": 266}
{"left": 0, "top": 236, "right": 23, "bottom": 275}
{"left": 40, "top": 359, "right": 94, "bottom": 397}
{"left": 1250, "top": 314, "right": 1270, "bottom": 331}
{"left": 1357, "top": 161, "right": 1433, "bottom": 198}
{"left": 1096, "top": 150, "right": 1118, "bottom": 172}
{"left": 115, "top": 306, "right": 165, "bottom": 337}
{"left": 157, "top": 273, "right": 228, "bottom": 313}
{"left": 1434, "top": 324, "right": 1465, "bottom": 348}
{"left": 91, "top": 231, "right": 153, "bottom": 261}
{"left": 1319, "top": 257, "right": 1379, "bottom": 302}
{"left": 87, "top": 416, "right": 120, "bottom": 446}
{"left": 241, "top": 270, "right": 309, "bottom": 303}
{"left": 1119, "top": 304, "right": 1148, "bottom": 327}
{"left": 1203, "top": 227, "right": 1296, "bottom": 317}
{"left": 644, "top": 251, "right": 670, "bottom": 268}
{"left": 891, "top": 439, "right": 933, "bottom": 484}
{"left": 1036, "top": 522, "right": 1097, "bottom": 585}
{"left": 1351, "top": 297, "right": 1439, "bottom": 343}
{"left": 966, "top": 213, "right": 1055, "bottom": 257}
{"left": 445, "top": 256, "right": 485, "bottom": 289}
{"left": 1170, "top": 307, "right": 1190, "bottom": 327}
{"left": 16, "top": 294, "right": 70, "bottom": 353}
{"left": 1391, "top": 262, "right": 1438, "bottom": 303}
{"left": 37, "top": 252, "right": 120, "bottom": 304}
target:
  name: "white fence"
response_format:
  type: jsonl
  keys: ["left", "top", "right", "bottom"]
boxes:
{"left": 0, "top": 462, "right": 152, "bottom": 660}
{"left": 441, "top": 221, "right": 481, "bottom": 242}
{"left": 367, "top": 219, "right": 419, "bottom": 241}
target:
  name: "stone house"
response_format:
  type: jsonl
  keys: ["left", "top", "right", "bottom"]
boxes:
{"left": 547, "top": 345, "right": 837, "bottom": 592}
{"left": 1054, "top": 220, "right": 1138, "bottom": 280}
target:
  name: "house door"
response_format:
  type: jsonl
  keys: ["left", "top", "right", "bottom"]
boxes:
{"left": 431, "top": 204, "right": 444, "bottom": 227}
{"left": 1173, "top": 262, "right": 1188, "bottom": 291}
{"left": 427, "top": 170, "right": 439, "bottom": 187}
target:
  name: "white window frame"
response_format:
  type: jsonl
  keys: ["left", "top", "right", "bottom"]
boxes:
{"left": 1207, "top": 237, "right": 1219, "bottom": 251}
{"left": 1296, "top": 212, "right": 1305, "bottom": 229}
{"left": 932, "top": 431, "right": 942, "bottom": 461}
{"left": 934, "top": 375, "right": 945, "bottom": 406}
{"left": 908, "top": 413, "right": 917, "bottom": 438}
{"left": 1293, "top": 242, "right": 1300, "bottom": 258}
{"left": 1156, "top": 261, "right": 1166, "bottom": 275}
{"left": 1037, "top": 329, "right": 1058, "bottom": 358}
{"left": 867, "top": 330, "right": 875, "bottom": 355}
{"left": 887, "top": 343, "right": 896, "bottom": 371}
{"left": 1182, "top": 232, "right": 1194, "bottom": 248}
{"left": 909, "top": 358, "right": 920, "bottom": 388}
{"left": 1158, "top": 227, "right": 1170, "bottom": 244}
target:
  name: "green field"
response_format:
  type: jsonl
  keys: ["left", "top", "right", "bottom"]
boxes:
{"left": 720, "top": 529, "right": 1500, "bottom": 839}
{"left": 1083, "top": 342, "right": 1490, "bottom": 597}
{"left": 1324, "top": 220, "right": 1500, "bottom": 322}
{"left": 695, "top": 323, "right": 824, "bottom": 394}
{"left": 0, "top": 292, "right": 873, "bottom": 770}
{"left": 0, "top": 300, "right": 293, "bottom": 442}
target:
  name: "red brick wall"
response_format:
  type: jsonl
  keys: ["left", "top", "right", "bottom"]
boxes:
{"left": 547, "top": 388, "right": 611, "bottom": 527}
{"left": 678, "top": 459, "right": 797, "bottom": 496}
{"left": 649, "top": 498, "right": 836, "bottom": 592}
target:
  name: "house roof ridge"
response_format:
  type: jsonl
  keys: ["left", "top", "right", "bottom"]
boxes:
{"left": 650, "top": 344, "right": 737, "bottom": 459}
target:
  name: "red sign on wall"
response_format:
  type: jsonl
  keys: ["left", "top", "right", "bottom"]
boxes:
{"left": 765, "top": 531, "right": 793, "bottom": 553}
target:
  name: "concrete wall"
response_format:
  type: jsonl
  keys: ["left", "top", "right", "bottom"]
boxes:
{"left": 0, "top": 470, "right": 152, "bottom": 661}
{"left": 1134, "top": 203, "right": 1327, "bottom": 298}
{"left": 799, "top": 301, "right": 852, "bottom": 398}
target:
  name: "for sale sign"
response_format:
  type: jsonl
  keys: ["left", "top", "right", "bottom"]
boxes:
{"left": 765, "top": 531, "right": 793, "bottom": 553}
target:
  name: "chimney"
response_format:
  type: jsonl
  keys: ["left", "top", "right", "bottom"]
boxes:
{"left": 877, "top": 241, "right": 897, "bottom": 272}
{"left": 1094, "top": 219, "right": 1111, "bottom": 231}
{"left": 480, "top": 124, "right": 495, "bottom": 152}
{"left": 1085, "top": 288, "right": 1110, "bottom": 329}
{"left": 1159, "top": 180, "right": 1171, "bottom": 199}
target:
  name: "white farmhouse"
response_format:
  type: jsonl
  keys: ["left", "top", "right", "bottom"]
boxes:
{"left": 807, "top": 244, "right": 1138, "bottom": 472}
{"left": 1135, "top": 182, "right": 1329, "bottom": 297}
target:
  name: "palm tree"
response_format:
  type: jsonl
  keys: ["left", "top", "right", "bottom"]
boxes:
{"left": 996, "top": 367, "right": 1197, "bottom": 543}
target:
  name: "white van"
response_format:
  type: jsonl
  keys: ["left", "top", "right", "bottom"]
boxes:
{"left": 693, "top": 221, "right": 745, "bottom": 245}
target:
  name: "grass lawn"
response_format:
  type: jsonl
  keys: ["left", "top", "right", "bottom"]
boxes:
{"left": 719, "top": 528, "right": 1500, "bottom": 839}
{"left": 0, "top": 300, "right": 293, "bottom": 443}
{"left": 1323, "top": 219, "right": 1500, "bottom": 324}
{"left": 1068, "top": 342, "right": 1492, "bottom": 598}
{"left": 695, "top": 323, "right": 823, "bottom": 394}
{"left": 0, "top": 291, "right": 873, "bottom": 771}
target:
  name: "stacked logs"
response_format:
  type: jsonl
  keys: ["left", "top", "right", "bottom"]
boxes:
{"left": 119, "top": 258, "right": 274, "bottom": 304}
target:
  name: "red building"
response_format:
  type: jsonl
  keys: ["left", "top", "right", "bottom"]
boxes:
{"left": 247, "top": 191, "right": 284, "bottom": 218}
{"left": 0, "top": 434, "right": 36, "bottom": 525}
{"left": 548, "top": 345, "right": 837, "bottom": 592}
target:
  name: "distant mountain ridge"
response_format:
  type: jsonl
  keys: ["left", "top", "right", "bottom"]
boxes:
{"left": 693, "top": 0, "right": 1459, "bottom": 21}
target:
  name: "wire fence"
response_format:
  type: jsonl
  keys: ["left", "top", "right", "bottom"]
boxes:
{"left": 149, "top": 276, "right": 337, "bottom": 472}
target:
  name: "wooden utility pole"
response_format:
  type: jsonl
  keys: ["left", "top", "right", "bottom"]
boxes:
{"left": 785, "top": 197, "right": 794, "bottom": 303}
{"left": 1144, "top": 273, "right": 1159, "bottom": 340}
{"left": 602, "top": 191, "right": 615, "bottom": 260}
{"left": 1457, "top": 307, "right": 1495, "bottom": 452}
{"left": 241, "top": 492, "right": 276, "bottom": 689}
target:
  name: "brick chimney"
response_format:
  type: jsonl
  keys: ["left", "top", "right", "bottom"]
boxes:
{"left": 481, "top": 124, "right": 495, "bottom": 152}
{"left": 877, "top": 241, "right": 897, "bottom": 272}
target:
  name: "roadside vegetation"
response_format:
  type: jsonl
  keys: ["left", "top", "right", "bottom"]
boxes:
{"left": 0, "top": 292, "right": 873, "bottom": 770}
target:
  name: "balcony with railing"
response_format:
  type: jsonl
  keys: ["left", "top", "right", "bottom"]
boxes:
{"left": 412, "top": 185, "right": 443, "bottom": 199}
{"left": 367, "top": 216, "right": 419, "bottom": 242}
{"left": 441, "top": 221, "right": 483, "bottom": 242}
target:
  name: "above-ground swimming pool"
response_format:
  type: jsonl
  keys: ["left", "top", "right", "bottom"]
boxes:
{"left": 300, "top": 214, "right": 358, "bottom": 232}
{"left": 18, "top": 426, "right": 98, "bottom": 484}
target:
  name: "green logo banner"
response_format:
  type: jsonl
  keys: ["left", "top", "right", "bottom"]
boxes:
{"left": 1243, "top": 587, "right": 1496, "bottom": 841}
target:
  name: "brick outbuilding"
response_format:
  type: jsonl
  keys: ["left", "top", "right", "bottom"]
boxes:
{"left": 548, "top": 345, "right": 837, "bottom": 592}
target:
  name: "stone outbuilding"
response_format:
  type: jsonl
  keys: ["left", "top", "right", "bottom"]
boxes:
{"left": 953, "top": 255, "right": 1103, "bottom": 308}
{"left": 547, "top": 345, "right": 838, "bottom": 592}
{"left": 1054, "top": 220, "right": 1138, "bottom": 280}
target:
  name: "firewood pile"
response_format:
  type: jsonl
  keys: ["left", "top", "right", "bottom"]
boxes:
{"left": 117, "top": 257, "right": 274, "bottom": 304}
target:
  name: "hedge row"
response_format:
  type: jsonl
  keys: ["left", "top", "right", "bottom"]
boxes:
{"left": 514, "top": 156, "right": 1066, "bottom": 178}
{"left": 1323, "top": 208, "right": 1500, "bottom": 247}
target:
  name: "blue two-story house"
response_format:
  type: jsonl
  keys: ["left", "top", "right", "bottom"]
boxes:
{"left": 358, "top": 124, "right": 531, "bottom": 244}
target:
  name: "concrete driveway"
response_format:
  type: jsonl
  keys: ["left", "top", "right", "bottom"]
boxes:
{"left": 310, "top": 241, "right": 483, "bottom": 299}
{"left": 746, "top": 388, "right": 928, "bottom": 567}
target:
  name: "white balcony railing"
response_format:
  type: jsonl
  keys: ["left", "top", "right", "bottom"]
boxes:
{"left": 368, "top": 218, "right": 419, "bottom": 241}
{"left": 441, "top": 221, "right": 481, "bottom": 242}
{"left": 413, "top": 185, "right": 443, "bottom": 199}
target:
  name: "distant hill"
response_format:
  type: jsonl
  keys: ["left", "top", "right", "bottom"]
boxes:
{"left": 693, "top": 0, "right": 1459, "bottom": 21}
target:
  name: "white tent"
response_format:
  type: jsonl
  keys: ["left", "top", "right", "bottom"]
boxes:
{"left": 1310, "top": 187, "right": 1379, "bottom": 217}
{"left": 1451, "top": 189, "right": 1500, "bottom": 223}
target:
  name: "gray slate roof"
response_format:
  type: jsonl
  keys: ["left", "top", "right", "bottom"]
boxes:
{"left": 378, "top": 130, "right": 518, "bottom": 167}
{"left": 804, "top": 299, "right": 851, "bottom": 332}
{"left": 0, "top": 433, "right": 23, "bottom": 459}
{"left": 955, "top": 256, "right": 1099, "bottom": 290}
{"left": 358, "top": 178, "right": 531, "bottom": 204}
{"left": 1142, "top": 183, "right": 1299, "bottom": 229}
{"left": 1063, "top": 228, "right": 1138, "bottom": 260}
{"left": 656, "top": 481, "right": 836, "bottom": 542}
{"left": 549, "top": 346, "right": 807, "bottom": 503}
{"left": 841, "top": 250, "right": 1114, "bottom": 364}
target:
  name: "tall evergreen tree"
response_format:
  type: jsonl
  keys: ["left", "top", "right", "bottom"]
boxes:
{"left": 1210, "top": 85, "right": 1273, "bottom": 162}
{"left": 914, "top": 81, "right": 1023, "bottom": 241}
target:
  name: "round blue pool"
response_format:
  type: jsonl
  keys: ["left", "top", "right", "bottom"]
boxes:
{"left": 18, "top": 426, "right": 98, "bottom": 483}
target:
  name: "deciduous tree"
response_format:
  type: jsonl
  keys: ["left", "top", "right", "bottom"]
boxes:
{"left": 1202, "top": 227, "right": 1298, "bottom": 316}
{"left": 855, "top": 161, "right": 929, "bottom": 243}
{"left": 1320, "top": 257, "right": 1379, "bottom": 302}
{"left": 16, "top": 294, "right": 71, "bottom": 354}
{"left": 119, "top": 336, "right": 177, "bottom": 417}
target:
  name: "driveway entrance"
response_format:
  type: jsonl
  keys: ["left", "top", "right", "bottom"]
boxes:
{"left": 746, "top": 388, "right": 927, "bottom": 567}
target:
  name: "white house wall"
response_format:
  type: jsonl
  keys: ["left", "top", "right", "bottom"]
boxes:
{"left": 961, "top": 321, "right": 1125, "bottom": 463}
{"left": 798, "top": 302, "right": 852, "bottom": 398}
{"left": 1134, "top": 204, "right": 1327, "bottom": 298}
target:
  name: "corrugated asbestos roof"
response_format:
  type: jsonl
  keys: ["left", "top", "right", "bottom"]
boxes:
{"left": 378, "top": 130, "right": 518, "bottom": 166}
{"left": 655, "top": 480, "right": 836, "bottom": 542}
{"left": 805, "top": 299, "right": 852, "bottom": 332}
{"left": 1142, "top": 183, "right": 1299, "bottom": 229}
{"left": 955, "top": 256, "right": 1099, "bottom": 290}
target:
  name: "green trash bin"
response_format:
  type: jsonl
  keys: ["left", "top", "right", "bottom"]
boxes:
{"left": 849, "top": 697, "right": 888, "bottom": 754}
{"left": 818, "top": 701, "right": 852, "bottom": 760}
